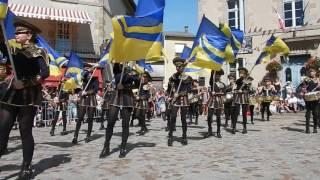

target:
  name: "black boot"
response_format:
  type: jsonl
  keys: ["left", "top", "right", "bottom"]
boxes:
{"left": 60, "top": 129, "right": 68, "bottom": 136}
{"left": 261, "top": 112, "right": 265, "bottom": 121}
{"left": 224, "top": 119, "right": 229, "bottom": 127}
{"left": 195, "top": 117, "right": 198, "bottom": 125}
{"left": 50, "top": 128, "right": 55, "bottom": 136}
{"left": 99, "top": 143, "right": 110, "bottom": 158}
{"left": 119, "top": 143, "right": 127, "bottom": 158}
{"left": 18, "top": 162, "right": 33, "bottom": 180}
{"left": 167, "top": 136, "right": 173, "bottom": 146}
{"left": 204, "top": 129, "right": 213, "bottom": 138}
{"left": 306, "top": 117, "right": 310, "bottom": 134}
{"left": 181, "top": 135, "right": 188, "bottom": 145}
{"left": 99, "top": 125, "right": 105, "bottom": 130}
{"left": 84, "top": 136, "right": 92, "bottom": 143}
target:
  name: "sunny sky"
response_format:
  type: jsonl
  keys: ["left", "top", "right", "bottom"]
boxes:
{"left": 134, "top": 0, "right": 198, "bottom": 34}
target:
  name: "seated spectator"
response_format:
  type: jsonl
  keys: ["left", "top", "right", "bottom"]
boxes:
{"left": 285, "top": 93, "right": 298, "bottom": 113}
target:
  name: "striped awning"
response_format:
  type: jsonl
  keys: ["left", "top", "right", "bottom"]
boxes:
{"left": 8, "top": 3, "right": 92, "bottom": 24}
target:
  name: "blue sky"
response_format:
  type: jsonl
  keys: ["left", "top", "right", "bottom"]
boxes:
{"left": 134, "top": 0, "right": 198, "bottom": 34}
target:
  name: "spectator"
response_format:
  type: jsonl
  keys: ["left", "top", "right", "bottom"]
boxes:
{"left": 285, "top": 93, "right": 298, "bottom": 113}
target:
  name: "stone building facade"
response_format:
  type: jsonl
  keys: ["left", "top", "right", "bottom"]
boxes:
{"left": 199, "top": 0, "right": 320, "bottom": 88}
{"left": 9, "top": 0, "right": 135, "bottom": 61}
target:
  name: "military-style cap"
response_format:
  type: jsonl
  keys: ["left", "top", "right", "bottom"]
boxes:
{"left": 238, "top": 67, "right": 248, "bottom": 74}
{"left": 142, "top": 71, "right": 152, "bottom": 81}
{"left": 14, "top": 18, "right": 41, "bottom": 34}
{"left": 212, "top": 69, "right": 224, "bottom": 76}
{"left": 173, "top": 57, "right": 186, "bottom": 67}
{"left": 263, "top": 76, "right": 271, "bottom": 81}
{"left": 228, "top": 74, "right": 236, "bottom": 80}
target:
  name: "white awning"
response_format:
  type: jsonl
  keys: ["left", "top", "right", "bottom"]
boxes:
{"left": 9, "top": 3, "right": 92, "bottom": 24}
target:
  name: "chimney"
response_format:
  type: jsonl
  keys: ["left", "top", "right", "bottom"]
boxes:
{"left": 184, "top": 26, "right": 189, "bottom": 33}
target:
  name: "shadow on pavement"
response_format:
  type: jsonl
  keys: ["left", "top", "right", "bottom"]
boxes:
{"left": 108, "top": 142, "right": 156, "bottom": 156}
{"left": 34, "top": 154, "right": 72, "bottom": 177}
{"left": 9, "top": 136, "right": 20, "bottom": 141}
{"left": 281, "top": 127, "right": 305, "bottom": 133}
{"left": 40, "top": 141, "right": 75, "bottom": 148}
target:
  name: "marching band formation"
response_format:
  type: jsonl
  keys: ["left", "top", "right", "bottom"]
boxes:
{"left": 1, "top": 18, "right": 320, "bottom": 180}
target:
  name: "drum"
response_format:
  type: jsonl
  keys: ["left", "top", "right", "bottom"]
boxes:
{"left": 272, "top": 96, "right": 280, "bottom": 101}
{"left": 249, "top": 96, "right": 256, "bottom": 105}
{"left": 224, "top": 92, "right": 233, "bottom": 103}
{"left": 263, "top": 96, "right": 273, "bottom": 102}
{"left": 304, "top": 91, "right": 320, "bottom": 102}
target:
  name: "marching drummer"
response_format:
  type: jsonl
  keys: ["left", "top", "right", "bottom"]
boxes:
{"left": 205, "top": 69, "right": 226, "bottom": 138}
{"left": 247, "top": 77, "right": 256, "bottom": 124}
{"left": 224, "top": 74, "right": 236, "bottom": 127}
{"left": 257, "top": 76, "right": 276, "bottom": 121}
{"left": 299, "top": 62, "right": 319, "bottom": 134}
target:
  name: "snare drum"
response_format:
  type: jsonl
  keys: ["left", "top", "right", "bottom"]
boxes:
{"left": 249, "top": 96, "right": 256, "bottom": 105}
{"left": 304, "top": 91, "right": 320, "bottom": 102}
{"left": 224, "top": 92, "right": 233, "bottom": 103}
{"left": 263, "top": 96, "right": 273, "bottom": 102}
{"left": 272, "top": 96, "right": 280, "bottom": 101}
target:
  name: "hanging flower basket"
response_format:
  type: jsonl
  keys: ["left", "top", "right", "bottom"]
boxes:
{"left": 266, "top": 60, "right": 282, "bottom": 72}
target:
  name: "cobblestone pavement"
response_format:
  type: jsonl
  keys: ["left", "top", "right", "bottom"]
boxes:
{"left": 1, "top": 112, "right": 320, "bottom": 180}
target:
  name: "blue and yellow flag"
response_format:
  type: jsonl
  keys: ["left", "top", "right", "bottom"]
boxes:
{"left": 137, "top": 60, "right": 153, "bottom": 73}
{"left": 255, "top": 35, "right": 289, "bottom": 65}
{"left": 264, "top": 35, "right": 290, "bottom": 56}
{"left": 98, "top": 38, "right": 112, "bottom": 68}
{"left": 135, "top": 0, "right": 165, "bottom": 16}
{"left": 110, "top": 0, "right": 165, "bottom": 62}
{"left": 0, "top": 0, "right": 8, "bottom": 20}
{"left": 180, "top": 46, "right": 203, "bottom": 74}
{"left": 189, "top": 16, "right": 229, "bottom": 71}
{"left": 219, "top": 23, "right": 244, "bottom": 63}
{"left": 36, "top": 36, "right": 69, "bottom": 76}
{"left": 63, "top": 52, "right": 83, "bottom": 90}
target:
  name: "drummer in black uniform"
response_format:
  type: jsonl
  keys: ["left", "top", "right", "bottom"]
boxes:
{"left": 50, "top": 88, "right": 69, "bottom": 136}
{"left": 258, "top": 77, "right": 276, "bottom": 121}
{"left": 233, "top": 67, "right": 251, "bottom": 134}
{"left": 205, "top": 69, "right": 226, "bottom": 138}
{"left": 188, "top": 80, "right": 200, "bottom": 125}
{"left": 99, "top": 81, "right": 113, "bottom": 130}
{"left": 0, "top": 19, "right": 49, "bottom": 179}
{"left": 167, "top": 57, "right": 192, "bottom": 146}
{"left": 299, "top": 64, "right": 319, "bottom": 133}
{"left": 135, "top": 72, "right": 152, "bottom": 135}
{"left": 72, "top": 66, "right": 99, "bottom": 144}
{"left": 224, "top": 74, "right": 236, "bottom": 127}
{"left": 100, "top": 63, "right": 139, "bottom": 158}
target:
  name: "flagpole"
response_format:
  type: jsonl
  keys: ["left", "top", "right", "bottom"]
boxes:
{"left": 83, "top": 67, "right": 98, "bottom": 92}
{"left": 0, "top": 21, "right": 17, "bottom": 81}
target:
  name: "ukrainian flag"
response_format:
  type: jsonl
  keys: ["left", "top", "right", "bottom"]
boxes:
{"left": 219, "top": 23, "right": 244, "bottom": 63}
{"left": 63, "top": 52, "right": 83, "bottom": 90}
{"left": 110, "top": 0, "right": 165, "bottom": 63}
{"left": 98, "top": 38, "right": 112, "bottom": 68}
{"left": 190, "top": 16, "right": 229, "bottom": 71}
{"left": 36, "top": 36, "right": 69, "bottom": 76}
{"left": 264, "top": 35, "right": 290, "bottom": 56}
{"left": 255, "top": 51, "right": 271, "bottom": 65}
{"left": 0, "top": 0, "right": 8, "bottom": 20}
{"left": 180, "top": 46, "right": 204, "bottom": 74}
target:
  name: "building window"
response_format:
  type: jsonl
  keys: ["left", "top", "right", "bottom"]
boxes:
{"left": 56, "top": 22, "right": 72, "bottom": 54}
{"left": 228, "top": 58, "right": 246, "bottom": 79}
{"left": 284, "top": 0, "right": 304, "bottom": 27}
{"left": 228, "top": 0, "right": 240, "bottom": 29}
{"left": 174, "top": 43, "right": 185, "bottom": 57}
{"left": 285, "top": 68, "right": 292, "bottom": 82}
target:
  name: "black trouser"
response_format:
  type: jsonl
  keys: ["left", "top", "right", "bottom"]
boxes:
{"left": 249, "top": 105, "right": 254, "bottom": 122}
{"left": 136, "top": 108, "right": 147, "bottom": 129}
{"left": 0, "top": 105, "right": 37, "bottom": 165}
{"left": 99, "top": 109, "right": 109, "bottom": 127}
{"left": 224, "top": 102, "right": 232, "bottom": 125}
{"left": 261, "top": 102, "right": 271, "bottom": 121}
{"left": 305, "top": 101, "right": 318, "bottom": 132}
{"left": 104, "top": 106, "right": 132, "bottom": 147}
{"left": 74, "top": 106, "right": 95, "bottom": 139}
{"left": 232, "top": 104, "right": 248, "bottom": 131}
{"left": 51, "top": 110, "right": 67, "bottom": 131}
{"left": 207, "top": 108, "right": 222, "bottom": 134}
{"left": 169, "top": 106, "right": 188, "bottom": 138}
{"left": 189, "top": 102, "right": 199, "bottom": 123}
